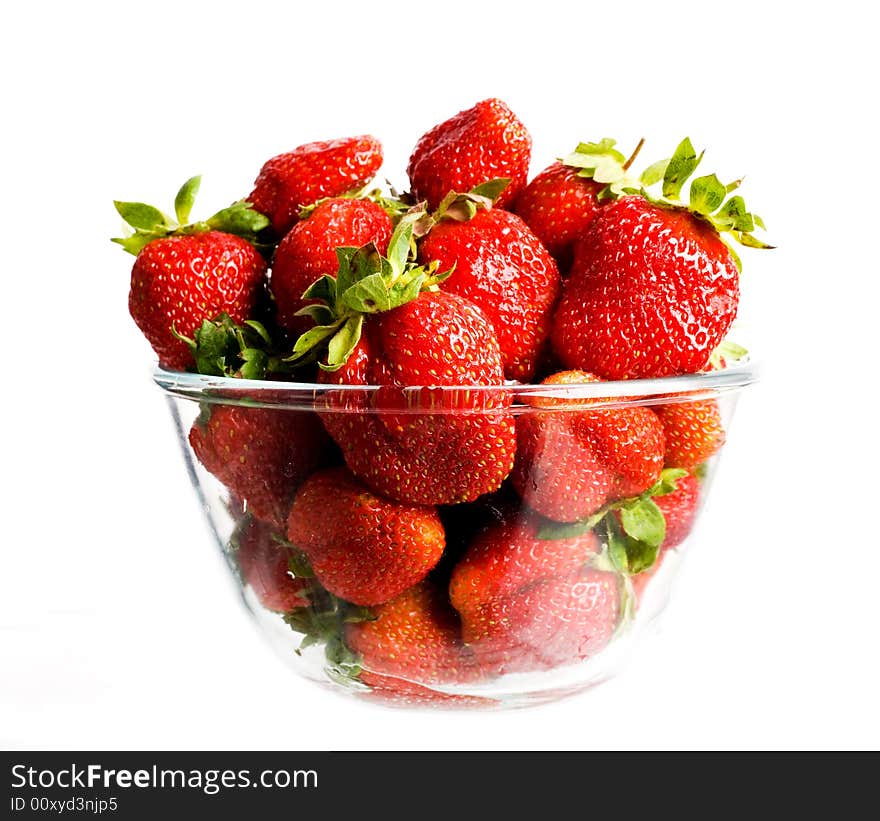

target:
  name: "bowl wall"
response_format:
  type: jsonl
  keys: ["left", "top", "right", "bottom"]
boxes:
{"left": 159, "top": 368, "right": 752, "bottom": 709}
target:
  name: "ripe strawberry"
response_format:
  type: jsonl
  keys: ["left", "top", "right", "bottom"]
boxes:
{"left": 129, "top": 232, "right": 267, "bottom": 370}
{"left": 237, "top": 518, "right": 311, "bottom": 612}
{"left": 462, "top": 567, "right": 621, "bottom": 675}
{"left": 318, "top": 291, "right": 516, "bottom": 505}
{"left": 551, "top": 139, "right": 770, "bottom": 379}
{"left": 271, "top": 198, "right": 393, "bottom": 336}
{"left": 407, "top": 98, "right": 531, "bottom": 210}
{"left": 345, "top": 582, "right": 479, "bottom": 692}
{"left": 511, "top": 370, "right": 665, "bottom": 522}
{"left": 248, "top": 135, "right": 383, "bottom": 236}
{"left": 114, "top": 178, "right": 270, "bottom": 371}
{"left": 189, "top": 405, "right": 327, "bottom": 528}
{"left": 287, "top": 467, "right": 445, "bottom": 606}
{"left": 449, "top": 512, "right": 600, "bottom": 618}
{"left": 553, "top": 196, "right": 739, "bottom": 379}
{"left": 654, "top": 399, "right": 725, "bottom": 469}
{"left": 514, "top": 162, "right": 604, "bottom": 269}
{"left": 417, "top": 208, "right": 561, "bottom": 381}
{"left": 513, "top": 139, "right": 645, "bottom": 271}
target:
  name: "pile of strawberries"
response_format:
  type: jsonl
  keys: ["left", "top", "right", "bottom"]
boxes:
{"left": 114, "top": 99, "right": 768, "bottom": 705}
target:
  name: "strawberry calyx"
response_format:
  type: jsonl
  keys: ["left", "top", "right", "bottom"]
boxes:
{"left": 297, "top": 184, "right": 413, "bottom": 223}
{"left": 536, "top": 468, "right": 689, "bottom": 575}
{"left": 286, "top": 214, "right": 453, "bottom": 371}
{"left": 559, "top": 138, "right": 646, "bottom": 199}
{"left": 172, "top": 312, "right": 294, "bottom": 379}
{"left": 708, "top": 339, "right": 749, "bottom": 371}
{"left": 431, "top": 178, "right": 510, "bottom": 224}
{"left": 112, "top": 176, "right": 270, "bottom": 256}
{"left": 637, "top": 137, "right": 773, "bottom": 256}
{"left": 283, "top": 586, "right": 374, "bottom": 686}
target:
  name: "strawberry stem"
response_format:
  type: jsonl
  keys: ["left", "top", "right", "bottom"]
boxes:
{"left": 623, "top": 138, "right": 646, "bottom": 172}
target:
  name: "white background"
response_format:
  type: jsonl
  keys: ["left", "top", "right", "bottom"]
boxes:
{"left": 2, "top": 0, "right": 877, "bottom": 750}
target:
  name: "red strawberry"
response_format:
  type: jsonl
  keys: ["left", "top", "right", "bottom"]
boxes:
{"left": 237, "top": 519, "right": 310, "bottom": 612}
{"left": 287, "top": 467, "right": 445, "bottom": 606}
{"left": 654, "top": 399, "right": 725, "bottom": 469}
{"left": 553, "top": 196, "right": 740, "bottom": 379}
{"left": 511, "top": 371, "right": 665, "bottom": 522}
{"left": 129, "top": 232, "right": 266, "bottom": 371}
{"left": 319, "top": 290, "right": 516, "bottom": 505}
{"left": 551, "top": 139, "right": 771, "bottom": 379}
{"left": 417, "top": 208, "right": 561, "bottom": 381}
{"left": 114, "top": 179, "right": 269, "bottom": 371}
{"left": 449, "top": 511, "right": 600, "bottom": 618}
{"left": 345, "top": 582, "right": 479, "bottom": 692}
{"left": 189, "top": 405, "right": 327, "bottom": 528}
{"left": 249, "top": 135, "right": 383, "bottom": 236}
{"left": 271, "top": 198, "right": 393, "bottom": 336}
{"left": 407, "top": 99, "right": 531, "bottom": 210}
{"left": 514, "top": 162, "right": 604, "bottom": 269}
{"left": 462, "top": 567, "right": 621, "bottom": 675}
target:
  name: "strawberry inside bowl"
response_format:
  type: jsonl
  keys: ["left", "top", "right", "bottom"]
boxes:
{"left": 155, "top": 359, "right": 756, "bottom": 709}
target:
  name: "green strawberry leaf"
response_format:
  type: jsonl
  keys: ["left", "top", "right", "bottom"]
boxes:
{"left": 662, "top": 137, "right": 703, "bottom": 199}
{"left": 640, "top": 158, "right": 670, "bottom": 186}
{"left": 111, "top": 232, "right": 158, "bottom": 256}
{"left": 341, "top": 272, "right": 400, "bottom": 313}
{"left": 289, "top": 321, "right": 343, "bottom": 360}
{"left": 470, "top": 178, "right": 510, "bottom": 201}
{"left": 114, "top": 200, "right": 170, "bottom": 232}
{"left": 174, "top": 176, "right": 201, "bottom": 225}
{"left": 689, "top": 173, "right": 727, "bottom": 216}
{"left": 301, "top": 274, "right": 338, "bottom": 305}
{"left": 619, "top": 498, "right": 666, "bottom": 549}
{"left": 646, "top": 468, "right": 688, "bottom": 497}
{"left": 286, "top": 550, "right": 315, "bottom": 579}
{"left": 385, "top": 221, "right": 414, "bottom": 277}
{"left": 709, "top": 338, "right": 749, "bottom": 369}
{"left": 323, "top": 314, "right": 364, "bottom": 371}
{"left": 734, "top": 231, "right": 775, "bottom": 249}
{"left": 206, "top": 200, "right": 270, "bottom": 237}
{"left": 606, "top": 514, "right": 662, "bottom": 575}
{"left": 237, "top": 348, "right": 268, "bottom": 380}
{"left": 294, "top": 304, "right": 335, "bottom": 326}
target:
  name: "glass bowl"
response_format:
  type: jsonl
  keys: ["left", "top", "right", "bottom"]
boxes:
{"left": 155, "top": 361, "right": 756, "bottom": 709}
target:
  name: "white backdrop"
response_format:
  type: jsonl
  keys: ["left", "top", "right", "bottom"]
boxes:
{"left": 2, "top": 0, "right": 877, "bottom": 750}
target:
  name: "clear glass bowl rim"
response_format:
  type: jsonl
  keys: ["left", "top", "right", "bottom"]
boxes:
{"left": 154, "top": 356, "right": 757, "bottom": 412}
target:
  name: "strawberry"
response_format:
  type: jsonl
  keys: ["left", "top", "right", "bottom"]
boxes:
{"left": 113, "top": 178, "right": 269, "bottom": 371}
{"left": 318, "top": 291, "right": 516, "bottom": 505}
{"left": 462, "top": 567, "right": 621, "bottom": 675}
{"left": 286, "top": 467, "right": 445, "bottom": 606}
{"left": 417, "top": 207, "right": 561, "bottom": 381}
{"left": 514, "top": 163, "right": 604, "bottom": 269}
{"left": 248, "top": 135, "right": 383, "bottom": 236}
{"left": 345, "top": 582, "right": 479, "bottom": 691}
{"left": 449, "top": 511, "right": 600, "bottom": 618}
{"left": 407, "top": 98, "right": 531, "bottom": 210}
{"left": 551, "top": 139, "right": 770, "bottom": 379}
{"left": 236, "top": 519, "right": 311, "bottom": 612}
{"left": 513, "top": 139, "right": 644, "bottom": 270}
{"left": 288, "top": 220, "right": 517, "bottom": 505}
{"left": 654, "top": 399, "right": 725, "bottom": 469}
{"left": 511, "top": 370, "right": 665, "bottom": 522}
{"left": 271, "top": 197, "right": 393, "bottom": 336}
{"left": 189, "top": 405, "right": 327, "bottom": 528}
